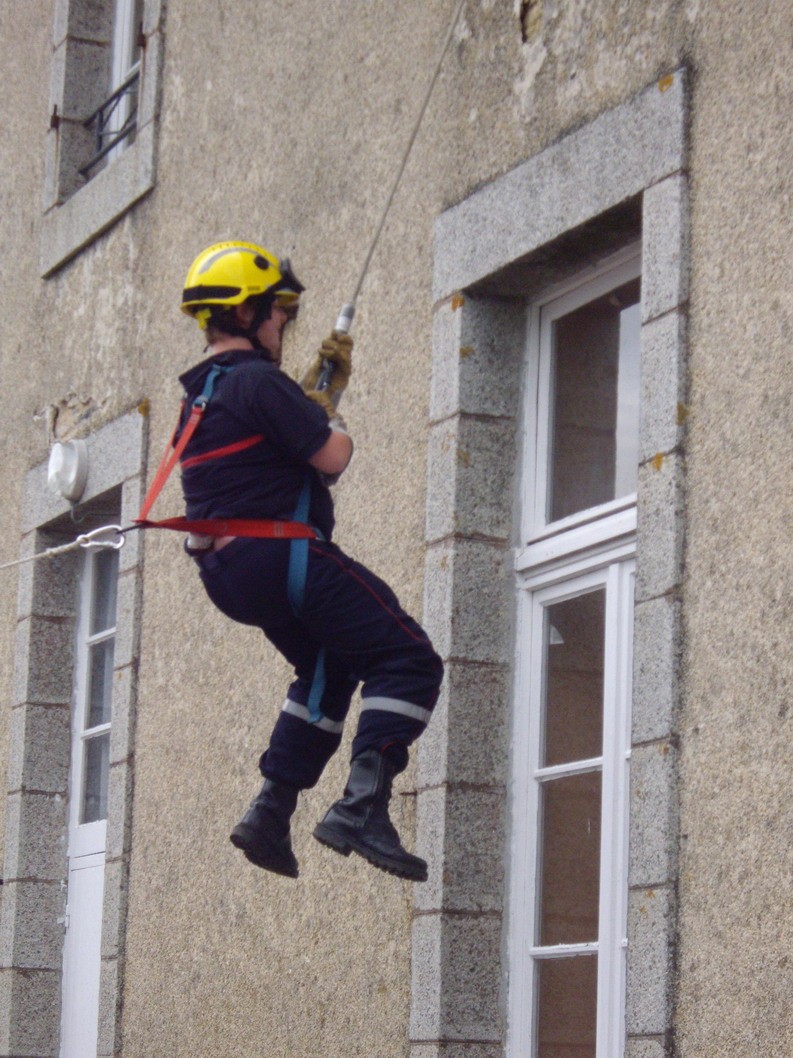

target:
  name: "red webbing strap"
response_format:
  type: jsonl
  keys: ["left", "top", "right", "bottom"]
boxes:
{"left": 138, "top": 403, "right": 204, "bottom": 522}
{"left": 180, "top": 433, "right": 264, "bottom": 470}
{"left": 135, "top": 367, "right": 313, "bottom": 541}
{"left": 134, "top": 516, "right": 317, "bottom": 539}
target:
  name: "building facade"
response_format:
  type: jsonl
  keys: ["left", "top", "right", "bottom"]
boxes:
{"left": 0, "top": 2, "right": 790, "bottom": 1057}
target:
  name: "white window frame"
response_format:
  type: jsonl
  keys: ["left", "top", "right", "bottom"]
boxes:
{"left": 111, "top": 0, "right": 143, "bottom": 93}
{"left": 105, "top": 0, "right": 144, "bottom": 164}
{"left": 508, "top": 248, "right": 641, "bottom": 1058}
{"left": 58, "top": 851, "right": 106, "bottom": 1058}
{"left": 66, "top": 548, "right": 117, "bottom": 857}
{"left": 518, "top": 246, "right": 642, "bottom": 571}
{"left": 60, "top": 545, "right": 119, "bottom": 1058}
{"left": 508, "top": 554, "right": 634, "bottom": 1058}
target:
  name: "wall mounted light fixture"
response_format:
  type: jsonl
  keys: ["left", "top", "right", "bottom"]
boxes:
{"left": 47, "top": 440, "right": 88, "bottom": 503}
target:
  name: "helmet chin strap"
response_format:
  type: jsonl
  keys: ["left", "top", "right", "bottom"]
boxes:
{"left": 247, "top": 293, "right": 276, "bottom": 357}
{"left": 248, "top": 333, "right": 269, "bottom": 356}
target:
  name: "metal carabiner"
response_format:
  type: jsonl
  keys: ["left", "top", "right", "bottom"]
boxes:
{"left": 77, "top": 524, "right": 126, "bottom": 551}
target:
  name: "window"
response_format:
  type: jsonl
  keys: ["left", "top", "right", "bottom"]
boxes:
{"left": 42, "top": 0, "right": 164, "bottom": 275}
{"left": 509, "top": 248, "right": 640, "bottom": 1058}
{"left": 0, "top": 410, "right": 146, "bottom": 1057}
{"left": 60, "top": 545, "right": 119, "bottom": 1057}
{"left": 416, "top": 71, "right": 687, "bottom": 1056}
{"left": 82, "top": 0, "right": 145, "bottom": 177}
{"left": 539, "top": 272, "right": 641, "bottom": 525}
{"left": 521, "top": 250, "right": 642, "bottom": 564}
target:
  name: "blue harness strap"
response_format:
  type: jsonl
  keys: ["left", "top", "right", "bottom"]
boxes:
{"left": 179, "top": 367, "right": 328, "bottom": 725}
{"left": 197, "top": 363, "right": 230, "bottom": 406}
{"left": 286, "top": 474, "right": 312, "bottom": 616}
{"left": 287, "top": 474, "right": 327, "bottom": 724}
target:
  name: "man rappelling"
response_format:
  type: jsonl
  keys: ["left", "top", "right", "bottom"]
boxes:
{"left": 174, "top": 240, "right": 443, "bottom": 883}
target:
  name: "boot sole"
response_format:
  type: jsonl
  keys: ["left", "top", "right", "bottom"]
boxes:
{"left": 313, "top": 823, "right": 428, "bottom": 882}
{"left": 230, "top": 826, "right": 299, "bottom": 879}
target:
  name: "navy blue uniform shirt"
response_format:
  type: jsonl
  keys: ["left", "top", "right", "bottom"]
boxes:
{"left": 177, "top": 349, "right": 335, "bottom": 539}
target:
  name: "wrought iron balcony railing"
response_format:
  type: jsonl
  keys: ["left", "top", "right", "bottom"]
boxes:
{"left": 79, "top": 63, "right": 141, "bottom": 179}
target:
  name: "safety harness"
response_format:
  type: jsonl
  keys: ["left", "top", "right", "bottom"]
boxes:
{"left": 137, "top": 364, "right": 317, "bottom": 541}
{"left": 136, "top": 362, "right": 328, "bottom": 722}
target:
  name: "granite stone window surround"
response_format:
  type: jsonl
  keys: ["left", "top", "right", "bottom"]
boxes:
{"left": 0, "top": 409, "right": 146, "bottom": 1057}
{"left": 41, "top": 0, "right": 165, "bottom": 277}
{"left": 412, "top": 70, "right": 689, "bottom": 1058}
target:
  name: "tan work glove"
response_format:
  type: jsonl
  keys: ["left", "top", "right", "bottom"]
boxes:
{"left": 304, "top": 389, "right": 348, "bottom": 432}
{"left": 301, "top": 331, "right": 353, "bottom": 401}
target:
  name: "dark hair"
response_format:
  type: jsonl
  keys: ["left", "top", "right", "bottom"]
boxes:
{"left": 203, "top": 293, "right": 274, "bottom": 343}
{"left": 203, "top": 305, "right": 240, "bottom": 343}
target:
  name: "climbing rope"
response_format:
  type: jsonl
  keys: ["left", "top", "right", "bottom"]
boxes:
{"left": 0, "top": 524, "right": 126, "bottom": 573}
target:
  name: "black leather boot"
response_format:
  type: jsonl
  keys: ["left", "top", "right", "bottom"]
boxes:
{"left": 230, "top": 780, "right": 299, "bottom": 878}
{"left": 313, "top": 749, "right": 428, "bottom": 882}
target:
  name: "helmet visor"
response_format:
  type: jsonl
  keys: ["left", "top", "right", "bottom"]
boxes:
{"left": 274, "top": 292, "right": 300, "bottom": 320}
{"left": 276, "top": 258, "right": 305, "bottom": 296}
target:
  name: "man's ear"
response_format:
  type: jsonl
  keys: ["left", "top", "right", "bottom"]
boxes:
{"left": 235, "top": 301, "right": 255, "bottom": 328}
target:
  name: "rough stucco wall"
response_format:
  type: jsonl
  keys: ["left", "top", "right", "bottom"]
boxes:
{"left": 0, "top": 2, "right": 61, "bottom": 870}
{"left": 0, "top": 2, "right": 686, "bottom": 1056}
{"left": 678, "top": 0, "right": 793, "bottom": 1053}
{"left": 0, "top": 0, "right": 789, "bottom": 1056}
{"left": 115, "top": 5, "right": 688, "bottom": 1054}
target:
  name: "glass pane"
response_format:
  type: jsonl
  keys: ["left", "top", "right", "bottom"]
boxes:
{"left": 539, "top": 772, "right": 601, "bottom": 946}
{"left": 548, "top": 277, "right": 641, "bottom": 523}
{"left": 90, "top": 548, "right": 119, "bottom": 635}
{"left": 87, "top": 638, "right": 115, "bottom": 728}
{"left": 82, "top": 733, "right": 110, "bottom": 824}
{"left": 543, "top": 590, "right": 606, "bottom": 767}
{"left": 536, "top": 954, "right": 597, "bottom": 1058}
{"left": 113, "top": 0, "right": 144, "bottom": 76}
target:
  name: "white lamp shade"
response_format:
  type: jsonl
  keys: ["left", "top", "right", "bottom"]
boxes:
{"left": 47, "top": 440, "right": 88, "bottom": 502}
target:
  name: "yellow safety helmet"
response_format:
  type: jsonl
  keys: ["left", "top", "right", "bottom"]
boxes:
{"left": 181, "top": 241, "right": 305, "bottom": 330}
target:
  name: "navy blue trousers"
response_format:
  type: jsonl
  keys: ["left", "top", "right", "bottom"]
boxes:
{"left": 197, "top": 537, "right": 443, "bottom": 789}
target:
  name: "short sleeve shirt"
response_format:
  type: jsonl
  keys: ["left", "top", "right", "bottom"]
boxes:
{"left": 177, "top": 349, "right": 335, "bottom": 539}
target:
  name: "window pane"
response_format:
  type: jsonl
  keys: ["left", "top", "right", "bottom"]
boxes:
{"left": 112, "top": 0, "right": 145, "bottom": 82}
{"left": 548, "top": 277, "right": 641, "bottom": 522}
{"left": 82, "top": 733, "right": 110, "bottom": 824}
{"left": 87, "top": 638, "right": 115, "bottom": 728}
{"left": 614, "top": 296, "right": 641, "bottom": 497}
{"left": 90, "top": 548, "right": 119, "bottom": 634}
{"left": 536, "top": 954, "right": 597, "bottom": 1058}
{"left": 539, "top": 772, "right": 601, "bottom": 946}
{"left": 543, "top": 590, "right": 605, "bottom": 767}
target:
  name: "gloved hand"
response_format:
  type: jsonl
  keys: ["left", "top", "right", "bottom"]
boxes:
{"left": 304, "top": 389, "right": 348, "bottom": 432}
{"left": 301, "top": 331, "right": 353, "bottom": 401}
